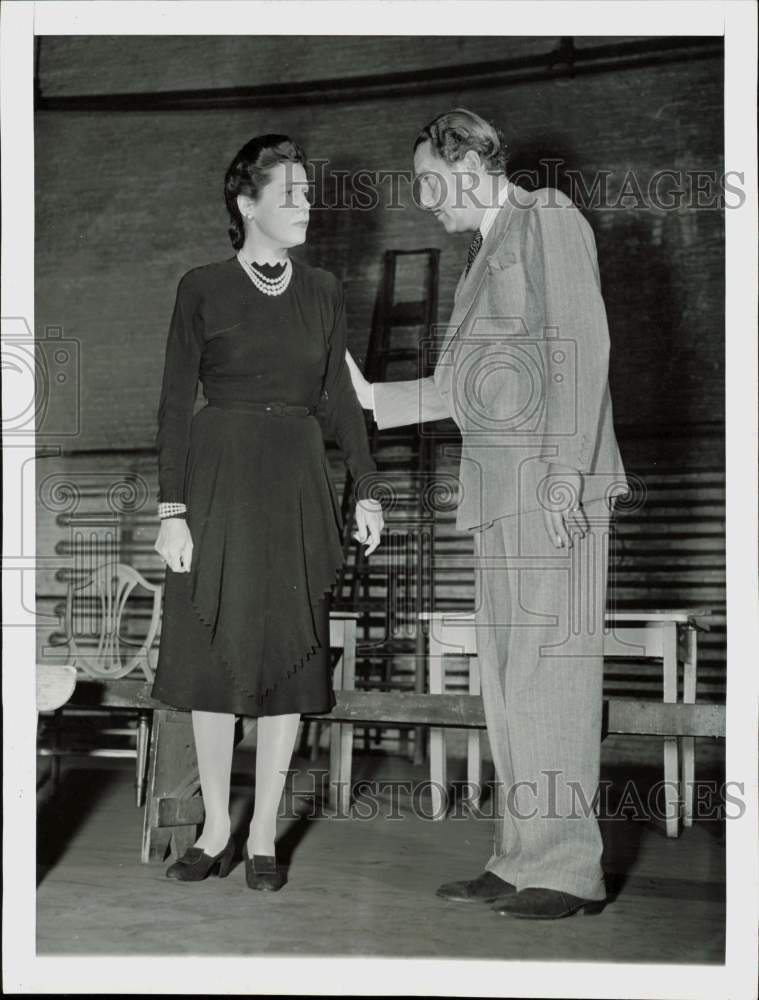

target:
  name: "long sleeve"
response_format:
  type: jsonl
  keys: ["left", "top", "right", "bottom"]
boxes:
{"left": 372, "top": 375, "right": 450, "bottom": 429}
{"left": 318, "top": 279, "right": 377, "bottom": 501}
{"left": 155, "top": 273, "right": 204, "bottom": 507}
{"left": 529, "top": 195, "right": 611, "bottom": 472}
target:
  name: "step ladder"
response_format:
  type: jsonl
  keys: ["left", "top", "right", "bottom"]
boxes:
{"left": 335, "top": 248, "right": 442, "bottom": 762}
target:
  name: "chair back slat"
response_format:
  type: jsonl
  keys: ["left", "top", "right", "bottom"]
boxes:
{"left": 67, "top": 562, "right": 162, "bottom": 681}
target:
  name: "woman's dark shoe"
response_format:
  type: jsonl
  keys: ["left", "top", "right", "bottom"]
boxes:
{"left": 492, "top": 888, "right": 606, "bottom": 919}
{"left": 243, "top": 843, "right": 287, "bottom": 891}
{"left": 165, "top": 835, "right": 236, "bottom": 882}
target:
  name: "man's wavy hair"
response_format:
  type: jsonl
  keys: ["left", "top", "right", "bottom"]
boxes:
{"left": 413, "top": 108, "right": 508, "bottom": 174}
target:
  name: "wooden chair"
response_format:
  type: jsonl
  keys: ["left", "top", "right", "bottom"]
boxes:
{"left": 37, "top": 562, "right": 162, "bottom": 806}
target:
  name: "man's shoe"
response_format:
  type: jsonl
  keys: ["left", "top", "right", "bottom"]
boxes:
{"left": 492, "top": 888, "right": 606, "bottom": 919}
{"left": 436, "top": 870, "right": 516, "bottom": 903}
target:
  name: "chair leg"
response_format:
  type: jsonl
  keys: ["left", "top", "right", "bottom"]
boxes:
{"left": 50, "top": 709, "right": 62, "bottom": 794}
{"left": 141, "top": 709, "right": 199, "bottom": 864}
{"left": 172, "top": 824, "right": 197, "bottom": 859}
{"left": 681, "top": 626, "right": 698, "bottom": 828}
{"left": 413, "top": 626, "right": 427, "bottom": 766}
{"left": 310, "top": 723, "right": 323, "bottom": 762}
{"left": 466, "top": 657, "right": 482, "bottom": 811}
{"left": 329, "top": 644, "right": 345, "bottom": 813}
{"left": 662, "top": 624, "right": 680, "bottom": 837}
{"left": 338, "top": 621, "right": 356, "bottom": 816}
{"left": 328, "top": 726, "right": 340, "bottom": 811}
{"left": 428, "top": 638, "right": 447, "bottom": 821}
{"left": 135, "top": 711, "right": 151, "bottom": 808}
{"left": 296, "top": 719, "right": 311, "bottom": 757}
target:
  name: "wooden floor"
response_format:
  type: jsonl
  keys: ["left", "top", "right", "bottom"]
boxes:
{"left": 36, "top": 739, "right": 725, "bottom": 962}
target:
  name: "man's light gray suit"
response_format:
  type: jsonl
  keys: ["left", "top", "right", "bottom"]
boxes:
{"left": 373, "top": 185, "right": 628, "bottom": 899}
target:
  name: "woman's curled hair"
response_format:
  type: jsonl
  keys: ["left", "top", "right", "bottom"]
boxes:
{"left": 224, "top": 134, "right": 307, "bottom": 250}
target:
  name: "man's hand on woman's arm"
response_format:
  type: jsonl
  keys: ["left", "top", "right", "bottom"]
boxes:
{"left": 345, "top": 349, "right": 374, "bottom": 410}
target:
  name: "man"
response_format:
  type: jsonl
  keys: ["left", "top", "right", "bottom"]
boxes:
{"left": 346, "top": 108, "right": 628, "bottom": 919}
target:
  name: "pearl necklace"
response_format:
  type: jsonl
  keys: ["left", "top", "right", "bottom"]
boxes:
{"left": 237, "top": 253, "right": 293, "bottom": 296}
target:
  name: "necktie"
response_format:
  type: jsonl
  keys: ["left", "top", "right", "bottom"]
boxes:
{"left": 465, "top": 228, "right": 483, "bottom": 276}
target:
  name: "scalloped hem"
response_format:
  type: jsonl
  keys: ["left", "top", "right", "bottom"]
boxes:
{"left": 188, "top": 557, "right": 343, "bottom": 713}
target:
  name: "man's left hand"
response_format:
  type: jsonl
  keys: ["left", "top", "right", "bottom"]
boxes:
{"left": 541, "top": 463, "right": 589, "bottom": 548}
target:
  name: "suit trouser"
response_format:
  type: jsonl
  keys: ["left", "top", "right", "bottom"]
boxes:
{"left": 473, "top": 497, "right": 611, "bottom": 900}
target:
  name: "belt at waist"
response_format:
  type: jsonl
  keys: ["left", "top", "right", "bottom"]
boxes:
{"left": 206, "top": 399, "right": 316, "bottom": 417}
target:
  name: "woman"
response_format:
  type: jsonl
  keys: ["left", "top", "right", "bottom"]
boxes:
{"left": 151, "top": 134, "right": 383, "bottom": 891}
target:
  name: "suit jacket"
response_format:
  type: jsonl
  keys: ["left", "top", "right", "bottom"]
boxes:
{"left": 372, "top": 185, "right": 628, "bottom": 532}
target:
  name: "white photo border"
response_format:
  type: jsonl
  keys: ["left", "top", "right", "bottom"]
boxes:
{"left": 2, "top": 1, "right": 757, "bottom": 997}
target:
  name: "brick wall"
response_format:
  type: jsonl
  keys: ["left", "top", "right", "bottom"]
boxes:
{"left": 35, "top": 35, "right": 725, "bottom": 458}
{"left": 33, "top": 36, "right": 727, "bottom": 728}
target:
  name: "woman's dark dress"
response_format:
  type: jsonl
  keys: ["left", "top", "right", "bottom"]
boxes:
{"left": 150, "top": 256, "right": 375, "bottom": 717}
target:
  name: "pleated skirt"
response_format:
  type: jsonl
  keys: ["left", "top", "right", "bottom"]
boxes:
{"left": 151, "top": 403, "right": 344, "bottom": 717}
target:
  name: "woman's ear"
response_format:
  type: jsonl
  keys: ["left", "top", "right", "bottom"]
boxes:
{"left": 237, "top": 193, "right": 256, "bottom": 221}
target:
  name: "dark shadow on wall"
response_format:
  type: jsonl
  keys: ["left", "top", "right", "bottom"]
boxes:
{"left": 508, "top": 137, "right": 680, "bottom": 453}
{"left": 292, "top": 155, "right": 418, "bottom": 360}
{"left": 506, "top": 136, "right": 581, "bottom": 201}
{"left": 595, "top": 215, "right": 678, "bottom": 456}
{"left": 293, "top": 155, "right": 385, "bottom": 284}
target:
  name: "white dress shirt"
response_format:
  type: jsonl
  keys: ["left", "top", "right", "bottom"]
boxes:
{"left": 369, "top": 175, "right": 511, "bottom": 415}
{"left": 478, "top": 175, "right": 512, "bottom": 239}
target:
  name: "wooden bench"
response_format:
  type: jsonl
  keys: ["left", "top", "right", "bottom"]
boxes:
{"left": 420, "top": 607, "right": 715, "bottom": 836}
{"left": 78, "top": 674, "right": 724, "bottom": 861}
{"left": 330, "top": 454, "right": 726, "bottom": 755}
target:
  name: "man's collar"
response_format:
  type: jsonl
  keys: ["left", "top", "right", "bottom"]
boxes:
{"left": 479, "top": 177, "right": 512, "bottom": 239}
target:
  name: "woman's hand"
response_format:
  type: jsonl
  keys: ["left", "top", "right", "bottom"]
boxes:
{"left": 353, "top": 498, "right": 384, "bottom": 556}
{"left": 345, "top": 349, "right": 373, "bottom": 410}
{"left": 154, "top": 517, "right": 194, "bottom": 572}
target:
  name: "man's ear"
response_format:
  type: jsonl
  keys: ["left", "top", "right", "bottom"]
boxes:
{"left": 462, "top": 148, "right": 483, "bottom": 174}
